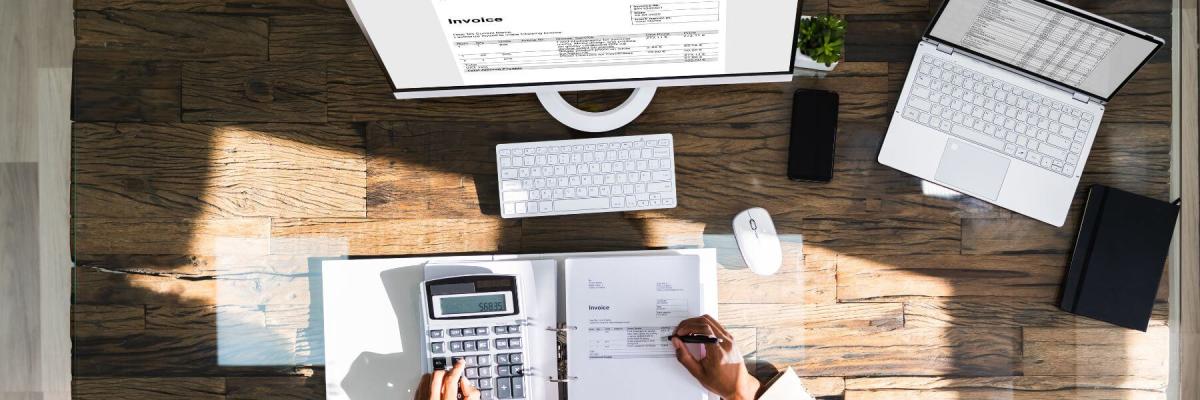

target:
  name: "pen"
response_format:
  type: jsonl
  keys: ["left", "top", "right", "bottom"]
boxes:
{"left": 665, "top": 334, "right": 722, "bottom": 344}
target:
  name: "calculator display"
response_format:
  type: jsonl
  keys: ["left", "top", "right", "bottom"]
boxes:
{"left": 440, "top": 293, "right": 508, "bottom": 315}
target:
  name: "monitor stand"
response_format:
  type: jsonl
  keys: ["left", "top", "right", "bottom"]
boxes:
{"left": 536, "top": 87, "right": 657, "bottom": 133}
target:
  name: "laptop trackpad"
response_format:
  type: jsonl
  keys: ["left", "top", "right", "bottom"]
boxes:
{"left": 934, "top": 139, "right": 1009, "bottom": 201}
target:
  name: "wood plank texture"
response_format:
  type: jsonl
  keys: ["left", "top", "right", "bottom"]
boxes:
{"left": 75, "top": 11, "right": 268, "bottom": 61}
{"left": 0, "top": 164, "right": 40, "bottom": 392}
{"left": 73, "top": 123, "right": 366, "bottom": 219}
{"left": 68, "top": 0, "right": 1179, "bottom": 398}
{"left": 756, "top": 327, "right": 1023, "bottom": 377}
{"left": 182, "top": 63, "right": 326, "bottom": 123}
{"left": 73, "top": 378, "right": 225, "bottom": 400}
{"left": 1177, "top": 2, "right": 1200, "bottom": 399}
{"left": 845, "top": 376, "right": 1166, "bottom": 399}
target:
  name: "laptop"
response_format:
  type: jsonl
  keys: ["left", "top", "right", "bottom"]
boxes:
{"left": 879, "top": 0, "right": 1163, "bottom": 226}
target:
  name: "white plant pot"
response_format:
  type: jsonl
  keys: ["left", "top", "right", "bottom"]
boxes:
{"left": 794, "top": 49, "right": 839, "bottom": 72}
{"left": 793, "top": 15, "right": 841, "bottom": 72}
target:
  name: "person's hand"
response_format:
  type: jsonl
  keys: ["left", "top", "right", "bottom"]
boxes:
{"left": 416, "top": 359, "right": 481, "bottom": 400}
{"left": 672, "top": 315, "right": 760, "bottom": 400}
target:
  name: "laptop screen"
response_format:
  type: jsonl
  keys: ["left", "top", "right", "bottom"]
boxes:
{"left": 927, "top": 0, "right": 1162, "bottom": 101}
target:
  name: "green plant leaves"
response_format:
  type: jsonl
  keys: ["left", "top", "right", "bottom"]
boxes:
{"left": 797, "top": 15, "right": 846, "bottom": 67}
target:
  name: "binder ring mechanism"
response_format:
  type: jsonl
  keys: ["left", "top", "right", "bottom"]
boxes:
{"left": 545, "top": 325, "right": 577, "bottom": 332}
{"left": 547, "top": 376, "right": 578, "bottom": 383}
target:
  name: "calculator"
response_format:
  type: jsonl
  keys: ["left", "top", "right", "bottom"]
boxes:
{"left": 421, "top": 274, "right": 532, "bottom": 400}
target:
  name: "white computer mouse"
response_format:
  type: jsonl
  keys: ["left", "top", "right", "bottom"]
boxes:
{"left": 732, "top": 207, "right": 783, "bottom": 276}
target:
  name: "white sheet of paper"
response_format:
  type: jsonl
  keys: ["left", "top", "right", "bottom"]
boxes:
{"left": 565, "top": 255, "right": 710, "bottom": 400}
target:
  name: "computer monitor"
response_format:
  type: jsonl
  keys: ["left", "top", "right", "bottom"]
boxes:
{"left": 346, "top": 0, "right": 802, "bottom": 131}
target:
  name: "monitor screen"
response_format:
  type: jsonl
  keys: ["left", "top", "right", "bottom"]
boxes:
{"left": 348, "top": 0, "right": 800, "bottom": 95}
{"left": 928, "top": 0, "right": 1161, "bottom": 100}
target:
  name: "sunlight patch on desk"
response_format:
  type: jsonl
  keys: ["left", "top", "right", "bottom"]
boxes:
{"left": 214, "top": 236, "right": 347, "bottom": 366}
{"left": 199, "top": 125, "right": 367, "bottom": 219}
{"left": 921, "top": 180, "right": 963, "bottom": 199}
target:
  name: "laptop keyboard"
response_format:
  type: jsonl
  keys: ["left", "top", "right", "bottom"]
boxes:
{"left": 901, "top": 54, "right": 1095, "bottom": 177}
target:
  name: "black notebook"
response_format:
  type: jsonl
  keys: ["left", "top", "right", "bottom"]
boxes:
{"left": 1060, "top": 185, "right": 1180, "bottom": 331}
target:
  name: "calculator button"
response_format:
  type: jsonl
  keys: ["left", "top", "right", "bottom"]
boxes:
{"left": 466, "top": 356, "right": 478, "bottom": 367}
{"left": 449, "top": 329, "right": 463, "bottom": 337}
{"left": 475, "top": 327, "right": 489, "bottom": 335}
{"left": 510, "top": 364, "right": 523, "bottom": 376}
{"left": 449, "top": 341, "right": 464, "bottom": 352}
{"left": 430, "top": 342, "right": 445, "bottom": 354}
{"left": 509, "top": 353, "right": 522, "bottom": 364}
{"left": 429, "top": 330, "right": 444, "bottom": 338}
{"left": 477, "top": 340, "right": 490, "bottom": 351}
{"left": 479, "top": 379, "right": 494, "bottom": 389}
{"left": 508, "top": 338, "right": 522, "bottom": 349}
{"left": 497, "top": 366, "right": 511, "bottom": 377}
{"left": 497, "top": 378, "right": 513, "bottom": 399}
{"left": 464, "top": 340, "right": 476, "bottom": 351}
{"left": 495, "top": 339, "right": 509, "bottom": 350}
{"left": 480, "top": 389, "right": 494, "bottom": 400}
{"left": 466, "top": 367, "right": 480, "bottom": 378}
{"left": 478, "top": 355, "right": 492, "bottom": 366}
{"left": 479, "top": 365, "right": 493, "bottom": 377}
{"left": 507, "top": 325, "right": 521, "bottom": 334}
{"left": 432, "top": 357, "right": 447, "bottom": 370}
{"left": 512, "top": 377, "right": 525, "bottom": 398}
{"left": 452, "top": 356, "right": 467, "bottom": 366}
{"left": 496, "top": 354, "right": 509, "bottom": 364}
{"left": 493, "top": 326, "right": 507, "bottom": 334}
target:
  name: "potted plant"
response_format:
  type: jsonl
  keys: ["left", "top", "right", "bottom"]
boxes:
{"left": 795, "top": 15, "right": 846, "bottom": 72}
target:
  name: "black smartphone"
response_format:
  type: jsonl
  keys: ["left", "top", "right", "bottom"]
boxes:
{"left": 787, "top": 89, "right": 839, "bottom": 182}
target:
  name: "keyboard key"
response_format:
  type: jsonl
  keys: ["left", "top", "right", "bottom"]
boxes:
{"left": 508, "top": 325, "right": 521, "bottom": 334}
{"left": 477, "top": 339, "right": 490, "bottom": 351}
{"left": 478, "top": 355, "right": 492, "bottom": 367}
{"left": 509, "top": 353, "right": 523, "bottom": 364}
{"left": 493, "top": 326, "right": 507, "bottom": 334}
{"left": 430, "top": 342, "right": 444, "bottom": 354}
{"left": 553, "top": 198, "right": 610, "bottom": 212}
{"left": 480, "top": 379, "right": 494, "bottom": 389}
{"left": 449, "top": 341, "right": 463, "bottom": 352}
{"left": 463, "top": 340, "right": 476, "bottom": 351}
{"left": 508, "top": 338, "right": 522, "bottom": 349}
{"left": 466, "top": 367, "right": 480, "bottom": 378}
{"left": 496, "top": 354, "right": 509, "bottom": 364}
{"left": 495, "top": 339, "right": 509, "bottom": 350}
{"left": 498, "top": 366, "right": 512, "bottom": 377}
{"left": 481, "top": 390, "right": 495, "bottom": 400}
{"left": 466, "top": 356, "right": 478, "bottom": 367}
{"left": 429, "top": 330, "right": 443, "bottom": 338}
{"left": 512, "top": 377, "right": 525, "bottom": 398}
{"left": 1039, "top": 143, "right": 1068, "bottom": 160}
{"left": 497, "top": 378, "right": 513, "bottom": 399}
{"left": 432, "top": 357, "right": 447, "bottom": 370}
{"left": 950, "top": 124, "right": 1005, "bottom": 151}
{"left": 449, "top": 329, "right": 462, "bottom": 337}
{"left": 510, "top": 364, "right": 523, "bottom": 376}
{"left": 1047, "top": 134, "right": 1072, "bottom": 149}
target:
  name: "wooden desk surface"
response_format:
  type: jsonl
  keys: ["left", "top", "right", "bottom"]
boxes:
{"left": 71, "top": 0, "right": 1174, "bottom": 398}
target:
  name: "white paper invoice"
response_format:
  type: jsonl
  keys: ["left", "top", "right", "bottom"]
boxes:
{"left": 564, "top": 255, "right": 710, "bottom": 400}
{"left": 429, "top": 0, "right": 729, "bottom": 86}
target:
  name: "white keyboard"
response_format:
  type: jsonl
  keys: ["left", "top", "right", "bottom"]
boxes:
{"left": 495, "top": 134, "right": 678, "bottom": 218}
{"left": 902, "top": 54, "right": 1096, "bottom": 177}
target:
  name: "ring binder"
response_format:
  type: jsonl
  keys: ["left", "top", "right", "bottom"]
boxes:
{"left": 547, "top": 376, "right": 578, "bottom": 383}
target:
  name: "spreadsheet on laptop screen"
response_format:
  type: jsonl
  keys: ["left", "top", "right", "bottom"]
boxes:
{"left": 929, "top": 0, "right": 1159, "bottom": 100}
